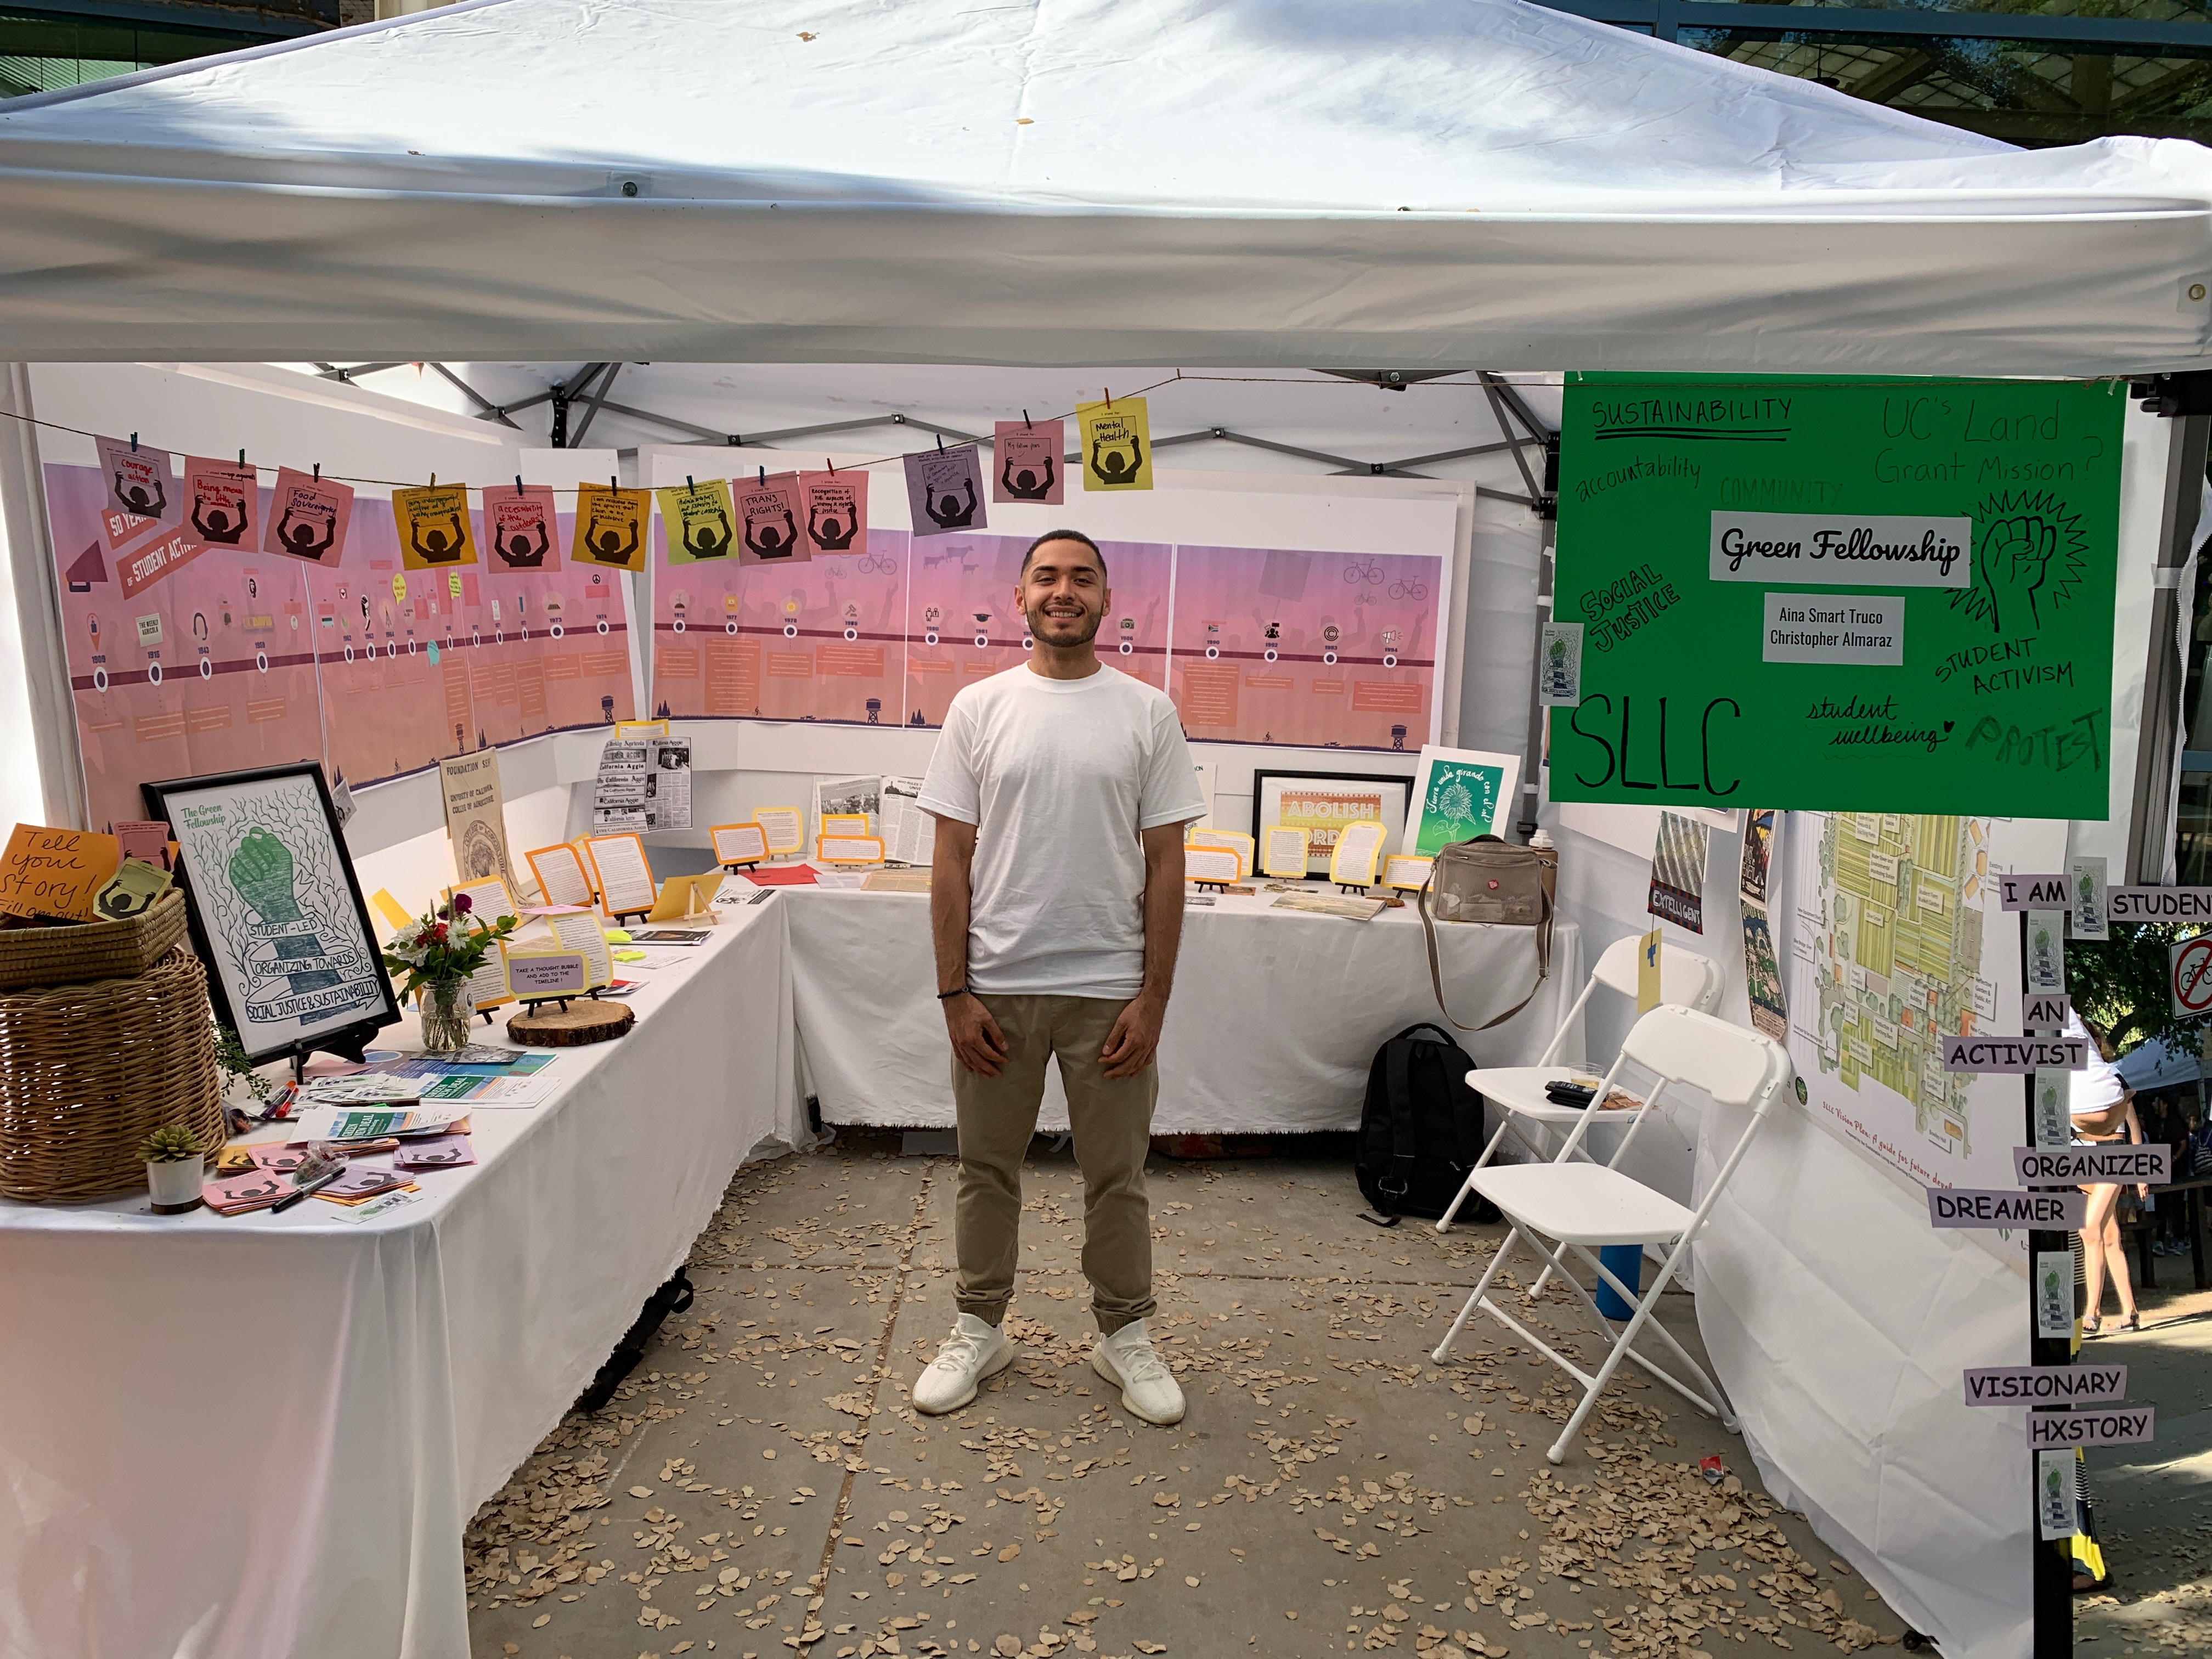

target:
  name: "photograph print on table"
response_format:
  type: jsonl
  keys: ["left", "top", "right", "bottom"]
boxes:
{"left": 143, "top": 762, "right": 399, "bottom": 1065}
{"left": 1250, "top": 770, "right": 1413, "bottom": 879}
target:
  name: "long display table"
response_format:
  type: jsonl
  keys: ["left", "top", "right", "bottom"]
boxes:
{"left": 0, "top": 899, "right": 798, "bottom": 1659}
{"left": 783, "top": 887, "right": 1582, "bottom": 1132}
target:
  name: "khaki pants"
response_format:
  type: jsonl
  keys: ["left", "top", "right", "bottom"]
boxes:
{"left": 951, "top": 994, "right": 1156, "bottom": 1334}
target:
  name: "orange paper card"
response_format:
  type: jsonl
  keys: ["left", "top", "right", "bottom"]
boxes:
{"left": 0, "top": 823, "right": 122, "bottom": 922}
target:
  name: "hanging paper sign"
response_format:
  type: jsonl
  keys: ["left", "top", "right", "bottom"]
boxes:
{"left": 263, "top": 467, "right": 354, "bottom": 564}
{"left": 904, "top": 446, "right": 986, "bottom": 538}
{"left": 994, "top": 419, "right": 1065, "bottom": 504}
{"left": 116, "top": 523, "right": 210, "bottom": 600}
{"left": 394, "top": 483, "right": 478, "bottom": 570}
{"left": 1077, "top": 398, "right": 1152, "bottom": 492}
{"left": 180, "top": 456, "right": 259, "bottom": 550}
{"left": 799, "top": 469, "right": 868, "bottom": 554}
{"left": 1550, "top": 375, "right": 2123, "bottom": 817}
{"left": 573, "top": 482, "right": 651, "bottom": 569}
{"left": 483, "top": 483, "right": 561, "bottom": 571}
{"left": 657, "top": 478, "right": 738, "bottom": 563}
{"left": 93, "top": 434, "right": 178, "bottom": 527}
{"left": 735, "top": 473, "right": 808, "bottom": 565}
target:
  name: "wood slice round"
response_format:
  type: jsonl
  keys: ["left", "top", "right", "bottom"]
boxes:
{"left": 506, "top": 998, "right": 636, "bottom": 1047}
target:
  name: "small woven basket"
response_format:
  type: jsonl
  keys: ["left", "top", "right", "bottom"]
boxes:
{"left": 0, "top": 889, "right": 191, "bottom": 993}
{"left": 0, "top": 945, "right": 224, "bottom": 1203}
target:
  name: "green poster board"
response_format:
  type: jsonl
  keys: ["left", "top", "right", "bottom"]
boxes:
{"left": 1548, "top": 376, "right": 2124, "bottom": 818}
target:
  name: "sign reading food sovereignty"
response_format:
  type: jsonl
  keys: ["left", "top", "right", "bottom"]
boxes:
{"left": 1549, "top": 376, "right": 2123, "bottom": 817}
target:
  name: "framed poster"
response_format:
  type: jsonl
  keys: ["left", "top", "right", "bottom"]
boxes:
{"left": 1250, "top": 770, "right": 1412, "bottom": 879}
{"left": 142, "top": 763, "right": 400, "bottom": 1066}
{"left": 1405, "top": 746, "right": 1522, "bottom": 856}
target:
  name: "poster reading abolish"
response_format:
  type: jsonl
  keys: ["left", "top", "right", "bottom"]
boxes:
{"left": 1549, "top": 376, "right": 2123, "bottom": 817}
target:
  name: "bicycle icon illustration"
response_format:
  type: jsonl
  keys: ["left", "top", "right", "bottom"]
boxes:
{"left": 1343, "top": 557, "right": 1385, "bottom": 586}
{"left": 1388, "top": 578, "right": 1429, "bottom": 601}
{"left": 856, "top": 552, "right": 898, "bottom": 576}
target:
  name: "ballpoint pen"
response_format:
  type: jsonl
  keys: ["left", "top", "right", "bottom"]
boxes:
{"left": 271, "top": 1168, "right": 342, "bottom": 1214}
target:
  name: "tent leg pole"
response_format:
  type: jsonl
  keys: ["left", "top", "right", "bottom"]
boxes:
{"left": 0, "top": 363, "right": 87, "bottom": 828}
{"left": 2128, "top": 410, "right": 2208, "bottom": 884}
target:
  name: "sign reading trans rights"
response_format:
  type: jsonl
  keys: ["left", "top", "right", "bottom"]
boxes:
{"left": 1551, "top": 377, "right": 2123, "bottom": 816}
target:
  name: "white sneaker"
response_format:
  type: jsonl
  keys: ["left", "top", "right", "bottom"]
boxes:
{"left": 1092, "top": 1319, "right": 1186, "bottom": 1425}
{"left": 912, "top": 1313, "right": 1014, "bottom": 1415}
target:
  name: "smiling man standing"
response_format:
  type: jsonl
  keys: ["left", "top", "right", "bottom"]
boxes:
{"left": 913, "top": 528, "right": 1205, "bottom": 1425}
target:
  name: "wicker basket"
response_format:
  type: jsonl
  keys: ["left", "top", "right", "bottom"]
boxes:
{"left": 0, "top": 888, "right": 191, "bottom": 993}
{"left": 0, "top": 945, "right": 224, "bottom": 1203}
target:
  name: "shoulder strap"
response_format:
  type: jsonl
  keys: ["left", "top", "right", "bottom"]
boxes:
{"left": 1376, "top": 1036, "right": 1421, "bottom": 1215}
{"left": 1420, "top": 873, "right": 1554, "bottom": 1032}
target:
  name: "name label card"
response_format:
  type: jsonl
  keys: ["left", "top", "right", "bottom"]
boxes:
{"left": 1927, "top": 1187, "right": 2086, "bottom": 1229}
{"left": 1963, "top": 1365, "right": 2126, "bottom": 1407}
{"left": 2015, "top": 1146, "right": 2169, "bottom": 1187}
{"left": 2026, "top": 1408, "right": 2156, "bottom": 1450}
{"left": 1942, "top": 1036, "right": 2087, "bottom": 1074}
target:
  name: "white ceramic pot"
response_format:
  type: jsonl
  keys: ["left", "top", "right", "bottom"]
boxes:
{"left": 146, "top": 1157, "right": 204, "bottom": 1212}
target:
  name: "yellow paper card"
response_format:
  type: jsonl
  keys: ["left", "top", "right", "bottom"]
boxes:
{"left": 0, "top": 823, "right": 121, "bottom": 922}
{"left": 1260, "top": 825, "right": 1311, "bottom": 880}
{"left": 1326, "top": 820, "right": 1386, "bottom": 889}
{"left": 614, "top": 719, "right": 670, "bottom": 738}
{"left": 657, "top": 478, "right": 739, "bottom": 563}
{"left": 1638, "top": 928, "right": 1662, "bottom": 1014}
{"left": 392, "top": 483, "right": 478, "bottom": 571}
{"left": 573, "top": 482, "right": 651, "bottom": 569}
{"left": 1077, "top": 397, "right": 1152, "bottom": 491}
{"left": 649, "top": 871, "right": 726, "bottom": 922}
{"left": 369, "top": 887, "right": 414, "bottom": 934}
{"left": 821, "top": 813, "right": 869, "bottom": 837}
{"left": 755, "top": 807, "right": 805, "bottom": 856}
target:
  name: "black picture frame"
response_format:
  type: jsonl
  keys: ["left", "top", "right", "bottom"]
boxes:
{"left": 142, "top": 761, "right": 401, "bottom": 1070}
{"left": 1249, "top": 769, "right": 1415, "bottom": 878}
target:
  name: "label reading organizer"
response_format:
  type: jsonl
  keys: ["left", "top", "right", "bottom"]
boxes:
{"left": 1762, "top": 592, "right": 1904, "bottom": 666}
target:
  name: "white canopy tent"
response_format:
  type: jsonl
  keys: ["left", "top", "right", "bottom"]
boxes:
{"left": 1, "top": 7, "right": 2207, "bottom": 1659}
{"left": 0, "top": 0, "right": 2209, "bottom": 373}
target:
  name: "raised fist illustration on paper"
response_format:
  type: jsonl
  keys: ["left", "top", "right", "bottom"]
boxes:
{"left": 1949, "top": 490, "right": 2086, "bottom": 637}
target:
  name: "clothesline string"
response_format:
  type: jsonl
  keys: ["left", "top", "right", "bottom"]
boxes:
{"left": 0, "top": 370, "right": 1204, "bottom": 496}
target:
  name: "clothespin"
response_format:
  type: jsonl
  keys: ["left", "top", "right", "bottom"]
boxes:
{"left": 827, "top": 457, "right": 835, "bottom": 475}
{"left": 313, "top": 463, "right": 321, "bottom": 481}
{"left": 430, "top": 472, "right": 437, "bottom": 487}
{"left": 935, "top": 433, "right": 945, "bottom": 453}
{"left": 238, "top": 449, "right": 246, "bottom": 468}
{"left": 1023, "top": 409, "right": 1032, "bottom": 429}
{"left": 610, "top": 476, "right": 618, "bottom": 490}
{"left": 515, "top": 474, "right": 524, "bottom": 493}
{"left": 129, "top": 432, "right": 138, "bottom": 452}
{"left": 1104, "top": 387, "right": 1113, "bottom": 409}
{"left": 686, "top": 475, "right": 695, "bottom": 490}
{"left": 758, "top": 466, "right": 766, "bottom": 487}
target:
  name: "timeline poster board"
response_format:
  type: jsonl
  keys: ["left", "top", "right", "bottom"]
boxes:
{"left": 1549, "top": 377, "right": 2123, "bottom": 817}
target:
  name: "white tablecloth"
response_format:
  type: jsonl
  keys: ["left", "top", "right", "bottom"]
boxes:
{"left": 784, "top": 888, "right": 1581, "bottom": 1132}
{"left": 0, "top": 899, "right": 800, "bottom": 1659}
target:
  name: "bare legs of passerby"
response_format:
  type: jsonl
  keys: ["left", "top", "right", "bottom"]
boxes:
{"left": 2079, "top": 1181, "right": 2140, "bottom": 1334}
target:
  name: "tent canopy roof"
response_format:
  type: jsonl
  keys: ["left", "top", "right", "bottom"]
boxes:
{"left": 2, "top": 0, "right": 2209, "bottom": 373}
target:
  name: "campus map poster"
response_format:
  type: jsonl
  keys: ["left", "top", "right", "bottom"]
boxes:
{"left": 46, "top": 464, "right": 635, "bottom": 830}
{"left": 1782, "top": 808, "right": 2066, "bottom": 1204}
{"left": 1549, "top": 377, "right": 2123, "bottom": 817}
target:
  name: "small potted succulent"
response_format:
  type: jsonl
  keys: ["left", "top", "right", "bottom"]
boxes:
{"left": 140, "top": 1123, "right": 205, "bottom": 1213}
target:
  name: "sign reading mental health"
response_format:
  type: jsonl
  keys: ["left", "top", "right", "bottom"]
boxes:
{"left": 1550, "top": 377, "right": 2123, "bottom": 816}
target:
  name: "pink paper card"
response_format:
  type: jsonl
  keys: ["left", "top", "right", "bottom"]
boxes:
{"left": 318, "top": 1165, "right": 412, "bottom": 1202}
{"left": 798, "top": 469, "right": 868, "bottom": 555}
{"left": 93, "top": 433, "right": 178, "bottom": 527}
{"left": 904, "top": 446, "right": 986, "bottom": 537}
{"left": 110, "top": 819, "right": 172, "bottom": 870}
{"left": 393, "top": 1134, "right": 476, "bottom": 1170}
{"left": 252, "top": 1145, "right": 315, "bottom": 1174}
{"left": 202, "top": 1171, "right": 291, "bottom": 1214}
{"left": 992, "top": 420, "right": 1065, "bottom": 504}
{"left": 263, "top": 467, "right": 356, "bottom": 565}
{"left": 181, "top": 456, "right": 260, "bottom": 551}
{"left": 483, "top": 483, "right": 561, "bottom": 572}
{"left": 735, "top": 473, "right": 809, "bottom": 565}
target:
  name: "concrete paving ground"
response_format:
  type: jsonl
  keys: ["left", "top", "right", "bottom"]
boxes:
{"left": 2072, "top": 1264, "right": 2212, "bottom": 1657}
{"left": 465, "top": 1135, "right": 1907, "bottom": 1659}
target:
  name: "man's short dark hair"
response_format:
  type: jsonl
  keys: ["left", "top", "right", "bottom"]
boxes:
{"left": 1020, "top": 528, "right": 1107, "bottom": 581}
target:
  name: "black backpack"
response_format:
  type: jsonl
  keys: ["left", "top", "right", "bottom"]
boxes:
{"left": 1355, "top": 1023, "right": 1497, "bottom": 1225}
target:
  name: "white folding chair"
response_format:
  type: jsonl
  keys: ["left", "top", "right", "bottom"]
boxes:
{"left": 1434, "top": 934, "right": 1720, "bottom": 1232}
{"left": 1430, "top": 1004, "right": 1793, "bottom": 1464}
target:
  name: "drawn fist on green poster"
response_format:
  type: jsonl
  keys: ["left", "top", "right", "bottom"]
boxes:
{"left": 1953, "top": 489, "right": 2085, "bottom": 637}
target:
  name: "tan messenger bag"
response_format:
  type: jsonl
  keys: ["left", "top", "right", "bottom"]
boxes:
{"left": 1415, "top": 834, "right": 1559, "bottom": 1031}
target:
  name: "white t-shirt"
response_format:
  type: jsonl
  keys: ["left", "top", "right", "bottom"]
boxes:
{"left": 918, "top": 664, "right": 1206, "bottom": 1000}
